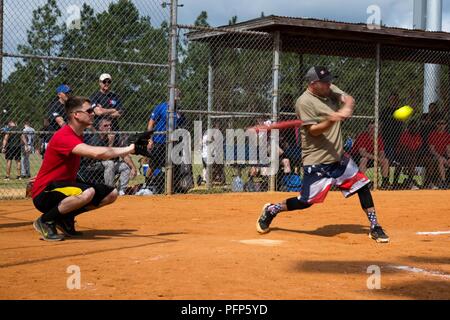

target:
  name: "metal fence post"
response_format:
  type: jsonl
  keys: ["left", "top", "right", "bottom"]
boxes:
{"left": 166, "top": 0, "right": 178, "bottom": 195}
{"left": 270, "top": 31, "right": 281, "bottom": 192}
{"left": 206, "top": 48, "right": 215, "bottom": 191}
{"left": 0, "top": 0, "right": 3, "bottom": 85}
{"left": 374, "top": 43, "right": 381, "bottom": 190}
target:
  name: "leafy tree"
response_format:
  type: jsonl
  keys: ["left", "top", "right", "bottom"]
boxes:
{"left": 228, "top": 16, "right": 238, "bottom": 26}
{"left": 2, "top": 0, "right": 170, "bottom": 131}
{"left": 17, "top": 0, "right": 63, "bottom": 84}
{"left": 195, "top": 11, "right": 210, "bottom": 27}
{"left": 2, "top": 0, "right": 64, "bottom": 128}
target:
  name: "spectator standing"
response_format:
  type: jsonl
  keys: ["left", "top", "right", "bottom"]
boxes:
{"left": 21, "top": 121, "right": 36, "bottom": 178}
{"left": 48, "top": 84, "right": 71, "bottom": 132}
{"left": 146, "top": 89, "right": 183, "bottom": 192}
{"left": 2, "top": 120, "right": 22, "bottom": 180}
{"left": 90, "top": 73, "right": 123, "bottom": 144}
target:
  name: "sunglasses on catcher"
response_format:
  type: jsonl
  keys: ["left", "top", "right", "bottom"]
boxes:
{"left": 101, "top": 79, "right": 112, "bottom": 84}
{"left": 72, "top": 107, "right": 95, "bottom": 115}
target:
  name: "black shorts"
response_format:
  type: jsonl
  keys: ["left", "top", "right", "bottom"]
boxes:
{"left": 33, "top": 181, "right": 115, "bottom": 214}
{"left": 5, "top": 147, "right": 21, "bottom": 160}
{"left": 149, "top": 143, "right": 166, "bottom": 169}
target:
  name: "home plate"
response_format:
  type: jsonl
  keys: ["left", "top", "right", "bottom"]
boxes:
{"left": 236, "top": 239, "right": 285, "bottom": 246}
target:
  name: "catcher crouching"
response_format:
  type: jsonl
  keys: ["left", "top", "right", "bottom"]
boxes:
{"left": 31, "top": 96, "right": 152, "bottom": 241}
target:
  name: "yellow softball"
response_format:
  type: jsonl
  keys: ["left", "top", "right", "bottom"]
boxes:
{"left": 393, "top": 105, "right": 413, "bottom": 121}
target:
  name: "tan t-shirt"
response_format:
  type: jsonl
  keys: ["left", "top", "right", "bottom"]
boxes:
{"left": 295, "top": 84, "right": 346, "bottom": 165}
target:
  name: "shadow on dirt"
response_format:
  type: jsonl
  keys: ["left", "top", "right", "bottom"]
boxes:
{"left": 271, "top": 224, "right": 369, "bottom": 237}
{"left": 0, "top": 221, "right": 33, "bottom": 229}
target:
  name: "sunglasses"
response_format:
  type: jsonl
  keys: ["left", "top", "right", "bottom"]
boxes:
{"left": 102, "top": 79, "right": 112, "bottom": 84}
{"left": 73, "top": 107, "right": 95, "bottom": 115}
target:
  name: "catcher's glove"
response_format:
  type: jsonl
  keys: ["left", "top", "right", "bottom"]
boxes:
{"left": 128, "top": 130, "right": 153, "bottom": 157}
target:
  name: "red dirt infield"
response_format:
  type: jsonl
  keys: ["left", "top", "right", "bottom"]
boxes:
{"left": 0, "top": 191, "right": 449, "bottom": 300}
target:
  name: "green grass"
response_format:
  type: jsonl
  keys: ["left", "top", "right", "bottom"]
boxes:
{"left": 364, "top": 166, "right": 423, "bottom": 186}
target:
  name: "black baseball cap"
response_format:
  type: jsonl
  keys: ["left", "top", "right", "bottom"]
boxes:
{"left": 305, "top": 66, "right": 336, "bottom": 83}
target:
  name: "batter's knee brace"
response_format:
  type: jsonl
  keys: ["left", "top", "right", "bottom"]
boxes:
{"left": 357, "top": 185, "right": 374, "bottom": 209}
{"left": 286, "top": 197, "right": 312, "bottom": 211}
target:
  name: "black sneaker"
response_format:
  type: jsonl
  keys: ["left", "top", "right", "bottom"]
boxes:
{"left": 56, "top": 217, "right": 83, "bottom": 237}
{"left": 33, "top": 218, "right": 64, "bottom": 241}
{"left": 369, "top": 225, "right": 390, "bottom": 243}
{"left": 256, "top": 203, "right": 275, "bottom": 234}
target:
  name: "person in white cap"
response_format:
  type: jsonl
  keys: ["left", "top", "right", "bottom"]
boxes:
{"left": 90, "top": 73, "right": 123, "bottom": 143}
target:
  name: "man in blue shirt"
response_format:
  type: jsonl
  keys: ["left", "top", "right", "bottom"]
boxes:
{"left": 146, "top": 90, "right": 183, "bottom": 191}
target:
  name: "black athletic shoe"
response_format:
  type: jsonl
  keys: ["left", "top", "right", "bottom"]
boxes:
{"left": 369, "top": 225, "right": 390, "bottom": 243}
{"left": 33, "top": 218, "right": 64, "bottom": 241}
{"left": 256, "top": 203, "right": 275, "bottom": 234}
{"left": 56, "top": 217, "right": 83, "bottom": 237}
{"left": 196, "top": 175, "right": 203, "bottom": 186}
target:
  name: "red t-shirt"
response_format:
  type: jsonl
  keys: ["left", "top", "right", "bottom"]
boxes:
{"left": 32, "top": 125, "right": 84, "bottom": 198}
{"left": 353, "top": 132, "right": 384, "bottom": 155}
{"left": 397, "top": 130, "right": 422, "bottom": 152}
{"left": 428, "top": 131, "right": 450, "bottom": 156}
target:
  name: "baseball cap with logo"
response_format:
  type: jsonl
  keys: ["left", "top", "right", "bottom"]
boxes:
{"left": 99, "top": 73, "right": 112, "bottom": 81}
{"left": 56, "top": 84, "right": 72, "bottom": 94}
{"left": 305, "top": 66, "right": 336, "bottom": 83}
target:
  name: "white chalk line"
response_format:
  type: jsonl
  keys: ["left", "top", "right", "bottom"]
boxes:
{"left": 234, "top": 239, "right": 285, "bottom": 246}
{"left": 388, "top": 265, "right": 450, "bottom": 280}
{"left": 416, "top": 231, "right": 450, "bottom": 235}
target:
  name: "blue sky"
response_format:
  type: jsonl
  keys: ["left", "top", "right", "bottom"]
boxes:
{"left": 178, "top": 0, "right": 450, "bottom": 29}
{"left": 2, "top": 0, "right": 450, "bottom": 79}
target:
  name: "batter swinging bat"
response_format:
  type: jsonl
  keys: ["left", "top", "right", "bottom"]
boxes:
{"left": 248, "top": 119, "right": 315, "bottom": 132}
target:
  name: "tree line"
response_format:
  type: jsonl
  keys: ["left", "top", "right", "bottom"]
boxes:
{"left": 1, "top": 0, "right": 447, "bottom": 135}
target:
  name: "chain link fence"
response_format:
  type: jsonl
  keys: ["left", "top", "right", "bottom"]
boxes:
{"left": 1, "top": 0, "right": 171, "bottom": 198}
{"left": 379, "top": 46, "right": 450, "bottom": 190}
{"left": 1, "top": 1, "right": 449, "bottom": 199}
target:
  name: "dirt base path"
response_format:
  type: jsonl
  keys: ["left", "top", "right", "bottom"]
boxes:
{"left": 1, "top": 191, "right": 449, "bottom": 299}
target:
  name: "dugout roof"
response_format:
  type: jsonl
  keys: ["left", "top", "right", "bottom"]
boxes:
{"left": 187, "top": 15, "right": 450, "bottom": 64}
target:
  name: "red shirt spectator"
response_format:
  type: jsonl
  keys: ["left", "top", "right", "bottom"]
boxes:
{"left": 428, "top": 130, "right": 450, "bottom": 156}
{"left": 398, "top": 130, "right": 422, "bottom": 152}
{"left": 353, "top": 131, "right": 384, "bottom": 155}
